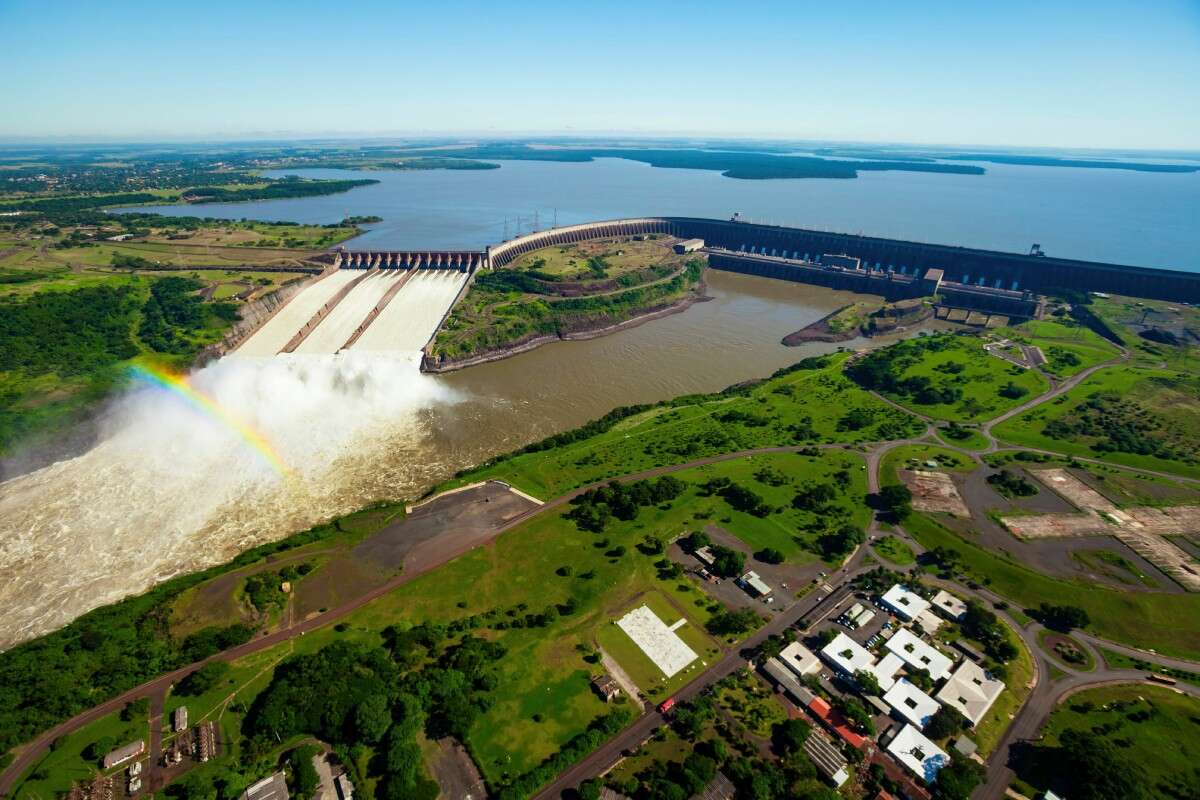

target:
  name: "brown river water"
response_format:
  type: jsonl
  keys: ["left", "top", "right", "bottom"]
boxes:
{"left": 0, "top": 271, "right": 942, "bottom": 649}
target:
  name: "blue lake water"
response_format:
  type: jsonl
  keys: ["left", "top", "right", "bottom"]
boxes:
{"left": 126, "top": 157, "right": 1200, "bottom": 272}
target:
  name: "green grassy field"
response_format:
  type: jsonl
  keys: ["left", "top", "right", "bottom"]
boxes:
{"left": 880, "top": 443, "right": 978, "bottom": 480}
{"left": 1089, "top": 293, "right": 1200, "bottom": 374}
{"left": 873, "top": 535, "right": 916, "bottom": 565}
{"left": 1018, "top": 684, "right": 1200, "bottom": 799}
{"left": 309, "top": 450, "right": 869, "bottom": 784}
{"left": 992, "top": 366, "right": 1200, "bottom": 478}
{"left": 1072, "top": 549, "right": 1160, "bottom": 589}
{"left": 431, "top": 238, "right": 702, "bottom": 363}
{"left": 934, "top": 425, "right": 990, "bottom": 450}
{"left": 440, "top": 353, "right": 923, "bottom": 500}
{"left": 11, "top": 708, "right": 147, "bottom": 799}
{"left": 597, "top": 589, "right": 722, "bottom": 701}
{"left": 858, "top": 334, "right": 1049, "bottom": 422}
{"left": 971, "top": 614, "right": 1034, "bottom": 755}
{"left": 712, "top": 668, "right": 788, "bottom": 737}
{"left": 993, "top": 318, "right": 1120, "bottom": 377}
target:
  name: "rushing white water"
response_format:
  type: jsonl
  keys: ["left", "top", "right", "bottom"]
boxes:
{"left": 0, "top": 351, "right": 460, "bottom": 649}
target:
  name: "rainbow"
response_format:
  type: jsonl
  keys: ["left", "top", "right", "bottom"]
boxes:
{"left": 127, "top": 363, "right": 291, "bottom": 477}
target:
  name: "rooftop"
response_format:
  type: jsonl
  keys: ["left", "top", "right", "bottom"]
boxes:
{"left": 741, "top": 570, "right": 772, "bottom": 596}
{"left": 885, "top": 628, "right": 953, "bottom": 681}
{"left": 887, "top": 724, "right": 950, "bottom": 783}
{"left": 880, "top": 585, "right": 931, "bottom": 621}
{"left": 804, "top": 729, "right": 850, "bottom": 786}
{"left": 761, "top": 657, "right": 816, "bottom": 707}
{"left": 931, "top": 590, "right": 968, "bottom": 621}
{"left": 820, "top": 632, "right": 874, "bottom": 676}
{"left": 935, "top": 659, "right": 1005, "bottom": 725}
{"left": 884, "top": 678, "right": 941, "bottom": 729}
{"left": 241, "top": 772, "right": 290, "bottom": 800}
{"left": 778, "top": 641, "right": 820, "bottom": 677}
{"left": 914, "top": 609, "right": 944, "bottom": 634}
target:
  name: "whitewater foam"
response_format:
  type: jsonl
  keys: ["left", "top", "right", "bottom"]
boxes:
{"left": 0, "top": 350, "right": 459, "bottom": 650}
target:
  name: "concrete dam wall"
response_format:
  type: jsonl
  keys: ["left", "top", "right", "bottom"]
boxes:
{"left": 487, "top": 216, "right": 1200, "bottom": 303}
{"left": 239, "top": 215, "right": 1198, "bottom": 359}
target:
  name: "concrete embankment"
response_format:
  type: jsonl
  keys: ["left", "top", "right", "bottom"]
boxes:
{"left": 353, "top": 271, "right": 469, "bottom": 353}
{"left": 235, "top": 270, "right": 360, "bottom": 356}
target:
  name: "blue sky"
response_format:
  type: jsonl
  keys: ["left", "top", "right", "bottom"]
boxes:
{"left": 1, "top": 0, "right": 1197, "bottom": 149}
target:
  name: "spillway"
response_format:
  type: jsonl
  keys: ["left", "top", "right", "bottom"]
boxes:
{"left": 236, "top": 270, "right": 360, "bottom": 356}
{"left": 293, "top": 271, "right": 406, "bottom": 354}
{"left": 351, "top": 270, "right": 469, "bottom": 353}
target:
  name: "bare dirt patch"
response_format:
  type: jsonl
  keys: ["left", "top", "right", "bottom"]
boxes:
{"left": 1000, "top": 468, "right": 1200, "bottom": 591}
{"left": 900, "top": 469, "right": 971, "bottom": 517}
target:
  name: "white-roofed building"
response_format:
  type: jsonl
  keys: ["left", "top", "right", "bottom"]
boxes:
{"left": 886, "top": 628, "right": 953, "bottom": 681}
{"left": 931, "top": 589, "right": 968, "bottom": 621}
{"left": 778, "top": 641, "right": 820, "bottom": 677}
{"left": 880, "top": 585, "right": 931, "bottom": 621}
{"left": 864, "top": 652, "right": 903, "bottom": 692}
{"left": 740, "top": 570, "right": 772, "bottom": 597}
{"left": 820, "top": 632, "right": 874, "bottom": 677}
{"left": 884, "top": 678, "right": 940, "bottom": 729}
{"left": 887, "top": 724, "right": 949, "bottom": 783}
{"left": 854, "top": 609, "right": 876, "bottom": 628}
{"left": 936, "top": 659, "right": 1005, "bottom": 725}
{"left": 914, "top": 609, "right": 944, "bottom": 634}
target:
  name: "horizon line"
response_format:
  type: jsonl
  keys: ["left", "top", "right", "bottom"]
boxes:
{"left": 0, "top": 133, "right": 1197, "bottom": 156}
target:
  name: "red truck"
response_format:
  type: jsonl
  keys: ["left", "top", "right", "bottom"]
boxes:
{"left": 658, "top": 697, "right": 675, "bottom": 714}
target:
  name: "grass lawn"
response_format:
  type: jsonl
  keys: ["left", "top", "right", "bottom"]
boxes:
{"left": 1036, "top": 628, "right": 1095, "bottom": 671}
{"left": 712, "top": 668, "right": 788, "bottom": 738}
{"left": 873, "top": 535, "right": 916, "bottom": 566}
{"left": 11, "top": 708, "right": 147, "bottom": 799}
{"left": 671, "top": 450, "right": 871, "bottom": 563}
{"left": 934, "top": 426, "right": 990, "bottom": 451}
{"left": 994, "top": 318, "right": 1120, "bottom": 377}
{"left": 1099, "top": 648, "right": 1200, "bottom": 688}
{"left": 863, "top": 334, "right": 1050, "bottom": 422}
{"left": 1017, "top": 685, "right": 1200, "bottom": 798}
{"left": 431, "top": 237, "right": 700, "bottom": 361}
{"left": 901, "top": 511, "right": 1200, "bottom": 660}
{"left": 439, "top": 352, "right": 923, "bottom": 500}
{"left": 992, "top": 366, "right": 1200, "bottom": 478}
{"left": 597, "top": 589, "right": 722, "bottom": 701}
{"left": 282, "top": 474, "right": 773, "bottom": 790}
{"left": 1072, "top": 549, "right": 1160, "bottom": 589}
{"left": 880, "top": 443, "right": 978, "bottom": 481}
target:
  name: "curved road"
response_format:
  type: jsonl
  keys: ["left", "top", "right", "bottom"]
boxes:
{"left": 6, "top": 344, "right": 1199, "bottom": 797}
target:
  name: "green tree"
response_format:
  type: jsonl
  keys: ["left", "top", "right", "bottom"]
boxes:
{"left": 771, "top": 718, "right": 811, "bottom": 754}
{"left": 854, "top": 669, "right": 882, "bottom": 696}
{"left": 936, "top": 758, "right": 985, "bottom": 800}
{"left": 177, "top": 661, "right": 230, "bottom": 696}
{"left": 355, "top": 692, "right": 392, "bottom": 744}
{"left": 878, "top": 484, "right": 913, "bottom": 518}
{"left": 710, "top": 545, "right": 745, "bottom": 578}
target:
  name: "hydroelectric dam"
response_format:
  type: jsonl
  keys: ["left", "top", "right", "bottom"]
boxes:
{"left": 234, "top": 216, "right": 1200, "bottom": 359}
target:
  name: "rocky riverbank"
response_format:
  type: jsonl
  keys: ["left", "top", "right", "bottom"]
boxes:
{"left": 421, "top": 285, "right": 710, "bottom": 373}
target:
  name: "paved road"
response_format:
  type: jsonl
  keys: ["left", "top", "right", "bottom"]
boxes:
{"left": 0, "top": 443, "right": 872, "bottom": 795}
{"left": 531, "top": 570, "right": 867, "bottom": 800}
{"left": 5, "top": 344, "right": 1197, "bottom": 796}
